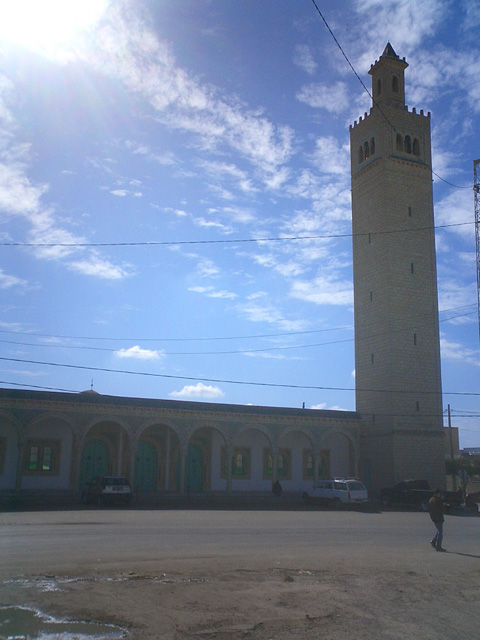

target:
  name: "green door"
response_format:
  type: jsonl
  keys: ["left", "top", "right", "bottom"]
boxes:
{"left": 134, "top": 441, "right": 157, "bottom": 493}
{"left": 79, "top": 439, "right": 109, "bottom": 490}
{"left": 176, "top": 444, "right": 203, "bottom": 493}
{"left": 185, "top": 444, "right": 203, "bottom": 493}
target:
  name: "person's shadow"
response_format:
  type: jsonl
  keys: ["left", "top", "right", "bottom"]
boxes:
{"left": 450, "top": 552, "right": 480, "bottom": 560}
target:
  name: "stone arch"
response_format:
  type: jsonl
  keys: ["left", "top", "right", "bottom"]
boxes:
{"left": 133, "top": 419, "right": 182, "bottom": 493}
{"left": 231, "top": 424, "right": 274, "bottom": 492}
{"left": 0, "top": 409, "right": 23, "bottom": 439}
{"left": 26, "top": 411, "right": 77, "bottom": 437}
{"left": 276, "top": 426, "right": 316, "bottom": 490}
{"left": 319, "top": 428, "right": 359, "bottom": 479}
{"left": 189, "top": 424, "right": 227, "bottom": 492}
{"left": 404, "top": 135, "right": 412, "bottom": 154}
{"left": 79, "top": 417, "right": 133, "bottom": 489}
{"left": 22, "top": 412, "right": 77, "bottom": 491}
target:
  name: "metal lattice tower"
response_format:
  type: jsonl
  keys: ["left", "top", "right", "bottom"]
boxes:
{"left": 475, "top": 159, "right": 480, "bottom": 346}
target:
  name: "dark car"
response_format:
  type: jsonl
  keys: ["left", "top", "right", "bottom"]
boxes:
{"left": 380, "top": 479, "right": 463, "bottom": 512}
{"left": 81, "top": 476, "right": 132, "bottom": 506}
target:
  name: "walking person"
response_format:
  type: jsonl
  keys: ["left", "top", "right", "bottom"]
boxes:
{"left": 428, "top": 489, "right": 446, "bottom": 552}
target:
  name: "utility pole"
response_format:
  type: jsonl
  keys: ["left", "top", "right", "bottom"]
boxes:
{"left": 474, "top": 159, "right": 480, "bottom": 347}
{"left": 447, "top": 404, "right": 457, "bottom": 491}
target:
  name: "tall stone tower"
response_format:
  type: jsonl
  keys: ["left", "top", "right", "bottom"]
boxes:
{"left": 349, "top": 44, "right": 445, "bottom": 491}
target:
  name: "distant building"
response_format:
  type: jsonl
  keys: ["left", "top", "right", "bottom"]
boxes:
{"left": 461, "top": 448, "right": 480, "bottom": 458}
{"left": 0, "top": 45, "right": 448, "bottom": 499}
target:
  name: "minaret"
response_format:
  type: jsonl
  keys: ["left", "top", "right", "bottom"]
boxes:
{"left": 350, "top": 44, "right": 445, "bottom": 491}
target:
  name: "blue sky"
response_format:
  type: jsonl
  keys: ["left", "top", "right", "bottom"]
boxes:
{"left": 0, "top": 0, "right": 478, "bottom": 446}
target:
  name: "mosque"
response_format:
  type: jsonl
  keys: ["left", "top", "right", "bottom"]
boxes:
{"left": 0, "top": 45, "right": 446, "bottom": 499}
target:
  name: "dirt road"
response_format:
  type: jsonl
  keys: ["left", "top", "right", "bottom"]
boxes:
{"left": 1, "top": 508, "right": 479, "bottom": 639}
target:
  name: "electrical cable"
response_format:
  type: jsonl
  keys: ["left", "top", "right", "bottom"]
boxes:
{"left": 0, "top": 307, "right": 474, "bottom": 354}
{"left": 0, "top": 221, "right": 473, "bottom": 248}
{"left": 309, "top": 0, "right": 472, "bottom": 191}
{"left": 0, "top": 355, "right": 478, "bottom": 396}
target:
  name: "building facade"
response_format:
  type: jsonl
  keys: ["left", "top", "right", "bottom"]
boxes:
{"left": 0, "top": 389, "right": 361, "bottom": 496}
{"left": 0, "top": 46, "right": 447, "bottom": 499}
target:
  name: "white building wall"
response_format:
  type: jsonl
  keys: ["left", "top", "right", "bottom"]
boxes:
{"left": 210, "top": 429, "right": 227, "bottom": 491}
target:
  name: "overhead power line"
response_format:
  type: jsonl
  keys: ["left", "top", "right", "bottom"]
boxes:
{"left": 0, "top": 221, "right": 473, "bottom": 248}
{"left": 1, "top": 379, "right": 477, "bottom": 419}
{"left": 0, "top": 306, "right": 474, "bottom": 354}
{"left": 0, "top": 356, "right": 478, "bottom": 396}
{"left": 309, "top": 0, "right": 472, "bottom": 191}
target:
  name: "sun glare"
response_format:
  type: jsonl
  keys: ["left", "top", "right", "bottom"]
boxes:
{"left": 0, "top": 0, "right": 108, "bottom": 55}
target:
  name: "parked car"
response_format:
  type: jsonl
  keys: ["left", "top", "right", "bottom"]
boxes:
{"left": 81, "top": 476, "right": 132, "bottom": 506}
{"left": 379, "top": 479, "right": 463, "bottom": 511}
{"left": 301, "top": 478, "right": 369, "bottom": 508}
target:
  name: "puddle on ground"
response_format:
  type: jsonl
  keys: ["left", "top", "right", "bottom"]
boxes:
{"left": 5, "top": 574, "right": 206, "bottom": 593}
{"left": 0, "top": 606, "right": 126, "bottom": 639}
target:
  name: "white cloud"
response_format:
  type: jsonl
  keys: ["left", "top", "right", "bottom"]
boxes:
{"left": 115, "top": 345, "right": 164, "bottom": 360}
{"left": 188, "top": 285, "right": 237, "bottom": 300}
{"left": 309, "top": 136, "right": 350, "bottom": 176}
{"left": 296, "top": 82, "right": 349, "bottom": 113}
{"left": 85, "top": 4, "right": 296, "bottom": 185}
{"left": 310, "top": 402, "right": 348, "bottom": 411}
{"left": 0, "top": 269, "right": 27, "bottom": 289}
{"left": 239, "top": 301, "right": 308, "bottom": 332}
{"left": 243, "top": 352, "right": 289, "bottom": 360}
{"left": 440, "top": 335, "right": 480, "bottom": 367}
{"left": 68, "top": 252, "right": 131, "bottom": 280}
{"left": 293, "top": 44, "right": 317, "bottom": 75}
{"left": 0, "top": 154, "right": 47, "bottom": 215}
{"left": 438, "top": 279, "right": 477, "bottom": 321}
{"left": 193, "top": 217, "right": 233, "bottom": 234}
{"left": 290, "top": 275, "right": 353, "bottom": 306}
{"left": 354, "top": 0, "right": 446, "bottom": 60}
{"left": 169, "top": 382, "right": 225, "bottom": 399}
{"left": 435, "top": 188, "right": 475, "bottom": 242}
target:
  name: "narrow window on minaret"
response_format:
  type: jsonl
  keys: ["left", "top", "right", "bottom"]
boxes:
{"left": 364, "top": 141, "right": 370, "bottom": 159}
{"left": 413, "top": 138, "right": 420, "bottom": 156}
{"left": 392, "top": 75, "right": 399, "bottom": 93}
{"left": 396, "top": 133, "right": 403, "bottom": 152}
{"left": 371, "top": 353, "right": 374, "bottom": 364}
{"left": 416, "top": 401, "right": 420, "bottom": 412}
{"left": 408, "top": 206, "right": 412, "bottom": 217}
{"left": 414, "top": 333, "right": 417, "bottom": 345}
{"left": 368, "top": 233, "right": 372, "bottom": 244}
{"left": 405, "top": 135, "right": 412, "bottom": 153}
{"left": 411, "top": 263, "right": 414, "bottom": 274}
{"left": 370, "top": 291, "right": 373, "bottom": 302}
{"left": 358, "top": 146, "right": 364, "bottom": 164}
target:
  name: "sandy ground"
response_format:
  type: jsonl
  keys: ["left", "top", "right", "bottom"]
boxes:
{"left": 1, "top": 507, "right": 480, "bottom": 639}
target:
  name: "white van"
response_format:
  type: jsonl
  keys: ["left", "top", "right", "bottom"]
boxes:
{"left": 301, "top": 478, "right": 368, "bottom": 507}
